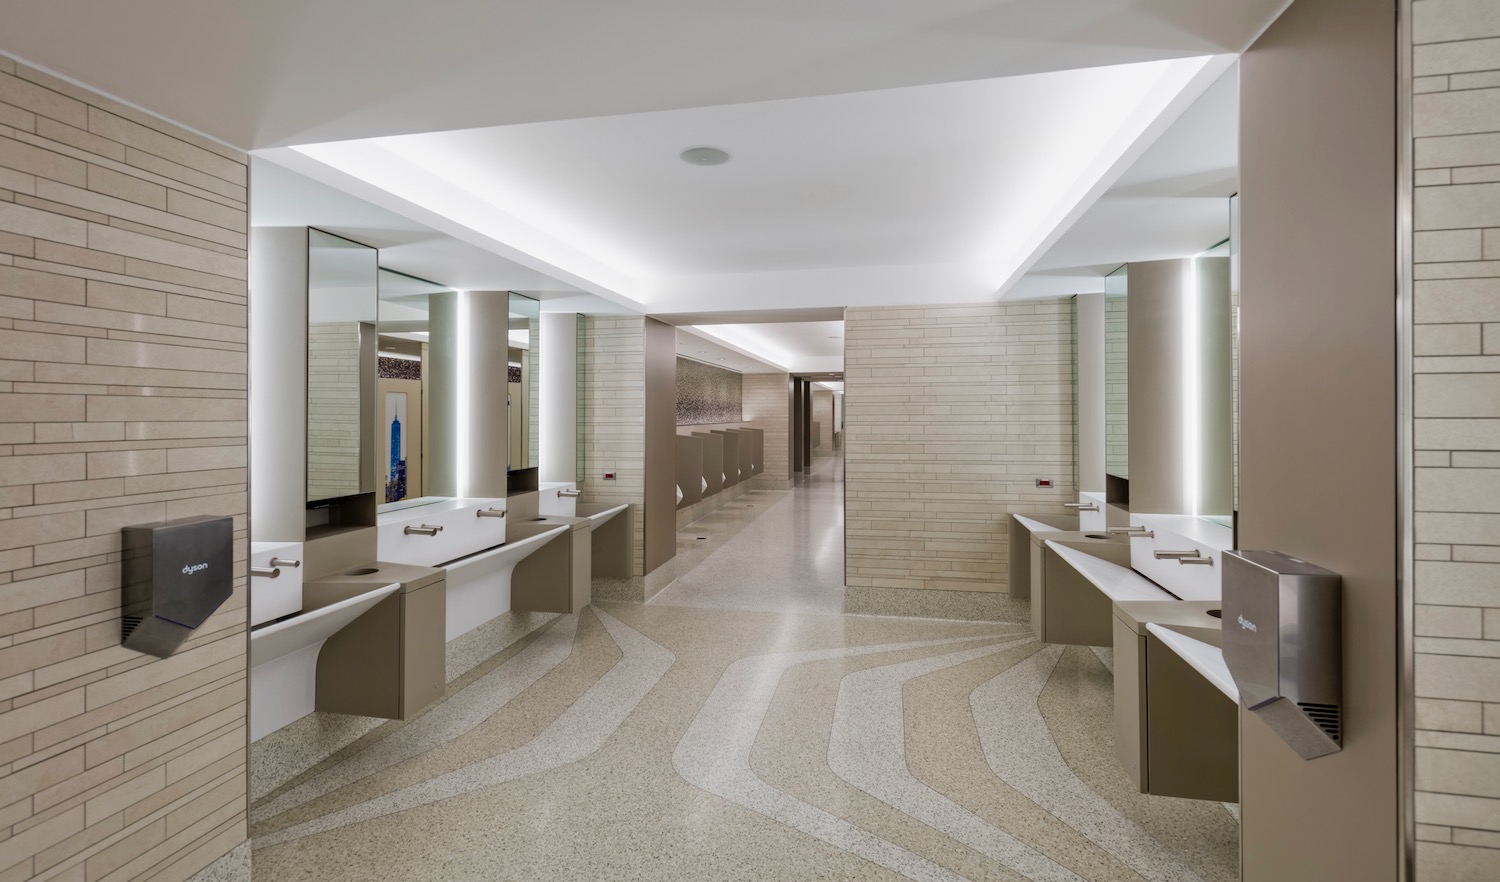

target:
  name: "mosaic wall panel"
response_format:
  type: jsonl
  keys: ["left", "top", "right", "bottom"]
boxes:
{"left": 676, "top": 357, "right": 743, "bottom": 426}
{"left": 378, "top": 356, "right": 421, "bottom": 380}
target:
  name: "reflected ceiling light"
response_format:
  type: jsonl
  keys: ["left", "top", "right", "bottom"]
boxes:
{"left": 680, "top": 146, "right": 731, "bottom": 166}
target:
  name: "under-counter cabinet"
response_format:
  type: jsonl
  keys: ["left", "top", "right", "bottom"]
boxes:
{"left": 1030, "top": 532, "right": 1130, "bottom": 645}
{"left": 510, "top": 517, "right": 592, "bottom": 614}
{"left": 310, "top": 562, "right": 447, "bottom": 720}
{"left": 1112, "top": 600, "right": 1238, "bottom": 802}
{"left": 1008, "top": 514, "right": 1079, "bottom": 600}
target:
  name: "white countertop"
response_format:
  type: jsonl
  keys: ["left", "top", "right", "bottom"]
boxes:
{"left": 249, "top": 581, "right": 400, "bottom": 667}
{"left": 1146, "top": 623, "right": 1239, "bottom": 702}
{"left": 376, "top": 497, "right": 504, "bottom": 525}
{"left": 1014, "top": 514, "right": 1068, "bottom": 534}
{"left": 1133, "top": 513, "right": 1234, "bottom": 552}
{"left": 1046, "top": 542, "right": 1175, "bottom": 602}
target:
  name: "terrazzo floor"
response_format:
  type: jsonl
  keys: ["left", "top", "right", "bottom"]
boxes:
{"left": 250, "top": 453, "right": 1239, "bottom": 881}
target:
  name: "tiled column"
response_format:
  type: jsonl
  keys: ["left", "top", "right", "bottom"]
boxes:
{"left": 1410, "top": 0, "right": 1500, "bottom": 876}
{"left": 744, "top": 373, "right": 791, "bottom": 490}
{"left": 843, "top": 302, "right": 1075, "bottom": 621}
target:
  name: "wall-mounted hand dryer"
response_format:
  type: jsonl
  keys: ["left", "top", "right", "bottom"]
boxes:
{"left": 1222, "top": 549, "right": 1342, "bottom": 760}
{"left": 121, "top": 516, "right": 235, "bottom": 658}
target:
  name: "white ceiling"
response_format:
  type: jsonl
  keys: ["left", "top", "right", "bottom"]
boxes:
{"left": 674, "top": 329, "right": 783, "bottom": 375}
{"left": 363, "top": 65, "right": 1193, "bottom": 278}
{"left": 252, "top": 158, "right": 599, "bottom": 301}
{"left": 1008, "top": 62, "right": 1240, "bottom": 298}
{"left": 690, "top": 322, "right": 846, "bottom": 375}
{"left": 0, "top": 1, "right": 1286, "bottom": 377}
{"left": 282, "top": 53, "right": 1231, "bottom": 314}
{"left": 0, "top": 0, "right": 1288, "bottom": 150}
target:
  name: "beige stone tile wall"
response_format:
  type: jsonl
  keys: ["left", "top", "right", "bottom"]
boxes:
{"left": 0, "top": 54, "right": 248, "bottom": 881}
{"left": 1411, "top": 1, "right": 1500, "bottom": 876}
{"left": 843, "top": 302, "right": 1074, "bottom": 617}
{"left": 812, "top": 389, "right": 835, "bottom": 454}
{"left": 743, "top": 373, "right": 790, "bottom": 489}
{"left": 578, "top": 315, "right": 646, "bottom": 577}
{"left": 1104, "top": 296, "right": 1128, "bottom": 478}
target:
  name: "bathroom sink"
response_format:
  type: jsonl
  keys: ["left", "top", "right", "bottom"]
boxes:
{"left": 249, "top": 582, "right": 400, "bottom": 667}
{"left": 575, "top": 502, "right": 629, "bottom": 528}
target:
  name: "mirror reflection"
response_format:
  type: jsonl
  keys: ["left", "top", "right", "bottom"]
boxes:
{"left": 508, "top": 293, "right": 540, "bottom": 472}
{"left": 306, "top": 229, "right": 377, "bottom": 505}
{"left": 376, "top": 269, "right": 457, "bottom": 511}
{"left": 1104, "top": 265, "right": 1128, "bottom": 483}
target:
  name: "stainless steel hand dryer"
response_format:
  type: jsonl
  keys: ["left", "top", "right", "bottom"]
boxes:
{"left": 1222, "top": 549, "right": 1342, "bottom": 759}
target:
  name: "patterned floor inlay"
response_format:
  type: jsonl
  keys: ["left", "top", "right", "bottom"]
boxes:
{"left": 971, "top": 646, "right": 1207, "bottom": 882}
{"left": 828, "top": 637, "right": 1088, "bottom": 882}
{"left": 250, "top": 458, "right": 1238, "bottom": 880}
{"left": 254, "top": 614, "right": 580, "bottom": 825}
{"left": 256, "top": 608, "right": 672, "bottom": 848}
{"left": 673, "top": 634, "right": 1006, "bottom": 882}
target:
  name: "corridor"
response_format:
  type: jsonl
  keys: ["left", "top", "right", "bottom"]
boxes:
{"left": 249, "top": 462, "right": 1238, "bottom": 882}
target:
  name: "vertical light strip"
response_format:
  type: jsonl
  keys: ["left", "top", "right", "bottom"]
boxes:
{"left": 1182, "top": 258, "right": 1201, "bottom": 516}
{"left": 456, "top": 290, "right": 470, "bottom": 498}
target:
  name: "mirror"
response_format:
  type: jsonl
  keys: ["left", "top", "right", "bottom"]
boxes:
{"left": 1229, "top": 192, "right": 1240, "bottom": 521}
{"left": 1104, "top": 265, "right": 1129, "bottom": 482}
{"left": 508, "top": 293, "right": 540, "bottom": 472}
{"left": 376, "top": 269, "right": 457, "bottom": 511}
{"left": 306, "top": 230, "right": 377, "bottom": 505}
{"left": 1072, "top": 196, "right": 1238, "bottom": 520}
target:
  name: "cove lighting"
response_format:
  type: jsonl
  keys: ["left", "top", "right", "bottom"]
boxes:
{"left": 1182, "top": 259, "right": 1200, "bottom": 516}
{"left": 456, "top": 290, "right": 470, "bottom": 497}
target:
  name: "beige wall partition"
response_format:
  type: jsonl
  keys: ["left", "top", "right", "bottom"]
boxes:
{"left": 1239, "top": 1, "right": 1400, "bottom": 880}
{"left": 812, "top": 388, "right": 834, "bottom": 453}
{"left": 743, "top": 373, "right": 791, "bottom": 489}
{"left": 578, "top": 315, "right": 647, "bottom": 582}
{"left": 0, "top": 52, "right": 251, "bottom": 880}
{"left": 1408, "top": 0, "right": 1500, "bottom": 877}
{"left": 843, "top": 301, "right": 1074, "bottom": 621}
{"left": 643, "top": 317, "right": 677, "bottom": 575}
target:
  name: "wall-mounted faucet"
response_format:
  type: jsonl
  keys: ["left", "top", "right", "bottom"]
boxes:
{"left": 251, "top": 566, "right": 280, "bottom": 579}
{"left": 404, "top": 524, "right": 444, "bottom": 536}
{"left": 270, "top": 557, "right": 301, "bottom": 569}
{"left": 558, "top": 489, "right": 581, "bottom": 498}
{"left": 1064, "top": 502, "right": 1099, "bottom": 512}
{"left": 476, "top": 508, "right": 506, "bottom": 519}
{"left": 1107, "top": 526, "right": 1155, "bottom": 538}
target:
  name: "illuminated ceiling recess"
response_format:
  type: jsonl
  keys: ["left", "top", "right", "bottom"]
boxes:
{"left": 270, "top": 55, "right": 1231, "bottom": 318}
{"left": 0, "top": 0, "right": 1284, "bottom": 373}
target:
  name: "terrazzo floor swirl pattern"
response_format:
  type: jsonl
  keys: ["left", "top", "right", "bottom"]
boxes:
{"left": 250, "top": 602, "right": 1238, "bottom": 881}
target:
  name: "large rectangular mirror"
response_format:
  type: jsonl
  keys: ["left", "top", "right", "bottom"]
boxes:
{"left": 509, "top": 293, "right": 540, "bottom": 472}
{"left": 307, "top": 229, "right": 378, "bottom": 505}
{"left": 376, "top": 269, "right": 457, "bottom": 511}
{"left": 1074, "top": 197, "right": 1239, "bottom": 525}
